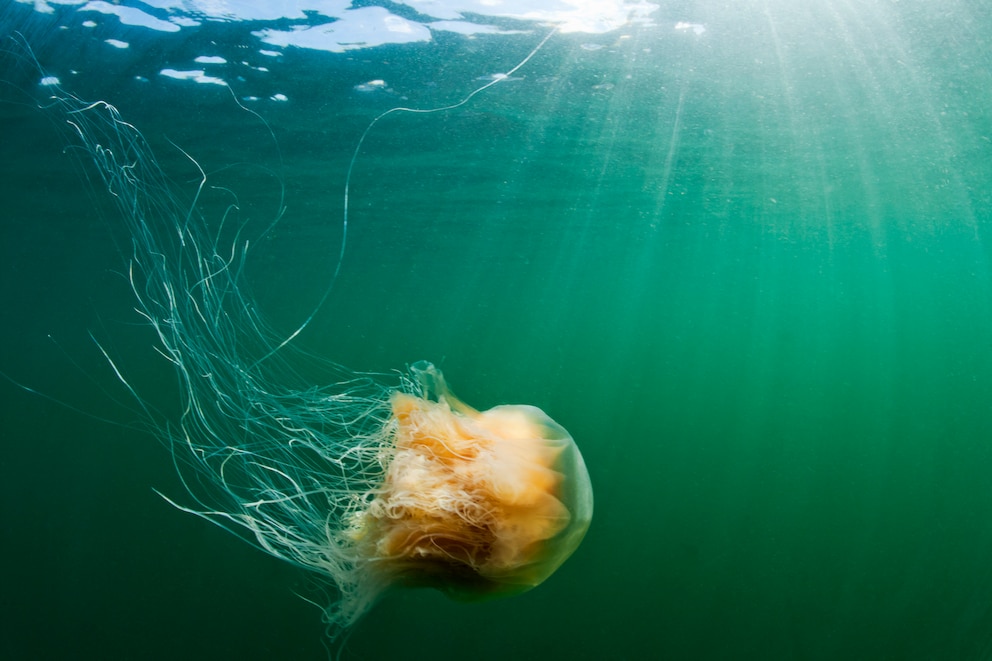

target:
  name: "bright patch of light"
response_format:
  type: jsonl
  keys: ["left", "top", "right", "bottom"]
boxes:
{"left": 254, "top": 7, "right": 431, "bottom": 53}
{"left": 80, "top": 1, "right": 182, "bottom": 32}
{"left": 159, "top": 68, "right": 228, "bottom": 86}
{"left": 675, "top": 21, "right": 706, "bottom": 35}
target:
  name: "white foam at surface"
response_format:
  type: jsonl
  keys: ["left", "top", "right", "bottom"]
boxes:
{"left": 253, "top": 6, "right": 432, "bottom": 53}
{"left": 80, "top": 1, "right": 183, "bottom": 32}
{"left": 159, "top": 68, "right": 227, "bottom": 86}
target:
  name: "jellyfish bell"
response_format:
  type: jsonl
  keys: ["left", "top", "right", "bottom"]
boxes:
{"left": 346, "top": 361, "right": 592, "bottom": 603}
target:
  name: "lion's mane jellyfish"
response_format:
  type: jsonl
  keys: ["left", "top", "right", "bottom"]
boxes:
{"left": 188, "top": 355, "right": 593, "bottom": 631}
{"left": 35, "top": 64, "right": 592, "bottom": 635}
{"left": 349, "top": 363, "right": 592, "bottom": 604}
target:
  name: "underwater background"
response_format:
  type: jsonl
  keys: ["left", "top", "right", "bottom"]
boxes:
{"left": 3, "top": 1, "right": 992, "bottom": 659}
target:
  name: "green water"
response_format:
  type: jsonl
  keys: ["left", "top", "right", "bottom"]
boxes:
{"left": 3, "top": 1, "right": 992, "bottom": 659}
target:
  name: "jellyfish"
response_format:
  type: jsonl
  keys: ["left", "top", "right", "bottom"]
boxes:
{"left": 28, "top": 57, "right": 592, "bottom": 638}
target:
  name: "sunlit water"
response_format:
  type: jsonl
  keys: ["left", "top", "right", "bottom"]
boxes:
{"left": 3, "top": 1, "right": 992, "bottom": 659}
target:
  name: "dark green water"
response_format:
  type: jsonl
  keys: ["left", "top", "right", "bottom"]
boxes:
{"left": 3, "top": 1, "right": 992, "bottom": 659}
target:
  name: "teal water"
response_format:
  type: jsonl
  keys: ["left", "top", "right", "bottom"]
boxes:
{"left": 3, "top": 1, "right": 992, "bottom": 659}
